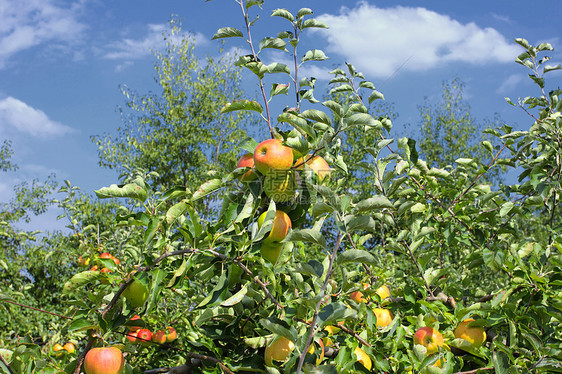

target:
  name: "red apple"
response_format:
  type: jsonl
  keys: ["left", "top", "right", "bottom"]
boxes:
{"left": 253, "top": 139, "right": 293, "bottom": 175}
{"left": 136, "top": 329, "right": 152, "bottom": 346}
{"left": 257, "top": 210, "right": 292, "bottom": 243}
{"left": 152, "top": 330, "right": 167, "bottom": 344}
{"left": 84, "top": 347, "right": 125, "bottom": 374}
{"left": 126, "top": 331, "right": 138, "bottom": 343}
{"left": 100, "top": 252, "right": 112, "bottom": 259}
{"left": 165, "top": 326, "right": 177, "bottom": 343}
{"left": 236, "top": 153, "right": 258, "bottom": 182}
{"left": 127, "top": 315, "right": 142, "bottom": 332}
{"left": 413, "top": 326, "right": 444, "bottom": 355}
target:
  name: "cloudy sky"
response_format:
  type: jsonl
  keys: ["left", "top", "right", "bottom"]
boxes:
{"left": 1, "top": 0, "right": 560, "bottom": 231}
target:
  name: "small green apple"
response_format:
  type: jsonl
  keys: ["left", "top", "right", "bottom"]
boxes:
{"left": 122, "top": 279, "right": 149, "bottom": 308}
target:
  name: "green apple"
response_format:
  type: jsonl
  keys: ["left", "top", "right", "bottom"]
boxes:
{"left": 263, "top": 171, "right": 296, "bottom": 202}
{"left": 84, "top": 347, "right": 125, "bottom": 374}
{"left": 254, "top": 139, "right": 293, "bottom": 175}
{"left": 122, "top": 280, "right": 149, "bottom": 308}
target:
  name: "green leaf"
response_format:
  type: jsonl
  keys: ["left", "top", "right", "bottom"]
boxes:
{"left": 166, "top": 200, "right": 188, "bottom": 224}
{"left": 212, "top": 27, "right": 243, "bottom": 40}
{"left": 260, "top": 317, "right": 298, "bottom": 343}
{"left": 267, "top": 62, "right": 291, "bottom": 74}
{"left": 336, "top": 249, "right": 377, "bottom": 265}
{"left": 317, "top": 302, "right": 357, "bottom": 328}
{"left": 483, "top": 249, "right": 505, "bottom": 272}
{"left": 343, "top": 215, "right": 377, "bottom": 233}
{"left": 62, "top": 271, "right": 103, "bottom": 296}
{"left": 278, "top": 112, "right": 315, "bottom": 139}
{"left": 246, "top": 0, "right": 264, "bottom": 9}
{"left": 353, "top": 196, "right": 394, "bottom": 213}
{"left": 68, "top": 318, "right": 98, "bottom": 332}
{"left": 499, "top": 201, "right": 514, "bottom": 217}
{"left": 301, "top": 19, "right": 328, "bottom": 29}
{"left": 221, "top": 100, "right": 263, "bottom": 114}
{"left": 492, "top": 350, "right": 509, "bottom": 374}
{"left": 368, "top": 90, "right": 385, "bottom": 103}
{"left": 285, "top": 217, "right": 326, "bottom": 248}
{"left": 259, "top": 37, "right": 287, "bottom": 51}
{"left": 544, "top": 64, "right": 562, "bottom": 73}
{"left": 95, "top": 181, "right": 147, "bottom": 202}
{"left": 192, "top": 179, "right": 223, "bottom": 201}
{"left": 302, "top": 49, "right": 328, "bottom": 62}
{"left": 221, "top": 285, "right": 248, "bottom": 307}
{"left": 301, "top": 109, "right": 331, "bottom": 126}
{"left": 297, "top": 8, "right": 313, "bottom": 18}
{"left": 346, "top": 113, "right": 377, "bottom": 127}
{"left": 197, "top": 272, "right": 228, "bottom": 308}
{"left": 271, "top": 8, "right": 294, "bottom": 22}
{"left": 271, "top": 83, "right": 290, "bottom": 97}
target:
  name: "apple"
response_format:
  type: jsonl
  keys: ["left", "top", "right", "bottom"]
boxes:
{"left": 126, "top": 331, "right": 138, "bottom": 343}
{"left": 413, "top": 326, "right": 444, "bottom": 355}
{"left": 253, "top": 139, "right": 293, "bottom": 175}
{"left": 350, "top": 290, "right": 366, "bottom": 303}
{"left": 152, "top": 330, "right": 167, "bottom": 344}
{"left": 307, "top": 339, "right": 325, "bottom": 365}
{"left": 100, "top": 267, "right": 112, "bottom": 273}
{"left": 236, "top": 153, "right": 258, "bottom": 182}
{"left": 264, "top": 335, "right": 295, "bottom": 367}
{"left": 373, "top": 308, "right": 393, "bottom": 328}
{"left": 52, "top": 343, "right": 65, "bottom": 357}
{"left": 136, "top": 329, "right": 152, "bottom": 346}
{"left": 305, "top": 155, "right": 331, "bottom": 182}
{"left": 165, "top": 326, "right": 177, "bottom": 343}
{"left": 122, "top": 279, "right": 149, "bottom": 308}
{"left": 454, "top": 318, "right": 486, "bottom": 347}
{"left": 263, "top": 171, "right": 296, "bottom": 202}
{"left": 257, "top": 210, "right": 292, "bottom": 243}
{"left": 90, "top": 265, "right": 99, "bottom": 271}
{"left": 84, "top": 347, "right": 125, "bottom": 374}
{"left": 127, "top": 315, "right": 142, "bottom": 331}
{"left": 354, "top": 346, "right": 372, "bottom": 371}
{"left": 100, "top": 252, "right": 112, "bottom": 259}
{"left": 63, "top": 342, "right": 76, "bottom": 354}
{"left": 376, "top": 285, "right": 390, "bottom": 300}
{"left": 260, "top": 241, "right": 284, "bottom": 264}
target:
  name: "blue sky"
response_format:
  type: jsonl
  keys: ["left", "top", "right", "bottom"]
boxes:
{"left": 1, "top": 0, "right": 561, "bottom": 231}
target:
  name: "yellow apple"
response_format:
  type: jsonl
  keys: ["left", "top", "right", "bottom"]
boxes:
{"left": 263, "top": 171, "right": 297, "bottom": 202}
{"left": 454, "top": 318, "right": 486, "bottom": 347}
{"left": 257, "top": 210, "right": 292, "bottom": 243}
{"left": 165, "top": 326, "right": 177, "bottom": 343}
{"left": 376, "top": 285, "right": 390, "bottom": 300}
{"left": 354, "top": 346, "right": 372, "bottom": 371}
{"left": 254, "top": 139, "right": 293, "bottom": 175}
{"left": 413, "top": 326, "right": 444, "bottom": 355}
{"left": 305, "top": 155, "right": 331, "bottom": 182}
{"left": 122, "top": 280, "right": 149, "bottom": 309}
{"left": 373, "top": 308, "right": 393, "bottom": 328}
{"left": 264, "top": 335, "right": 295, "bottom": 366}
{"left": 236, "top": 153, "right": 257, "bottom": 182}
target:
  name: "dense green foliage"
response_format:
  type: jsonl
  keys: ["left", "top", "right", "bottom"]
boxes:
{"left": 1, "top": 2, "right": 562, "bottom": 374}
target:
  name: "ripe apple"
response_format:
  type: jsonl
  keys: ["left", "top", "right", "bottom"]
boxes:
{"left": 152, "top": 330, "right": 167, "bottom": 344}
{"left": 350, "top": 290, "right": 366, "bottom": 303}
{"left": 126, "top": 331, "right": 138, "bottom": 343}
{"left": 52, "top": 343, "right": 65, "bottom": 357}
{"left": 63, "top": 342, "right": 76, "bottom": 354}
{"left": 260, "top": 241, "right": 284, "bottom": 264}
{"left": 165, "top": 326, "right": 177, "bottom": 343}
{"left": 257, "top": 210, "right": 292, "bottom": 243}
{"left": 236, "top": 153, "right": 258, "bottom": 182}
{"left": 127, "top": 315, "right": 142, "bottom": 331}
{"left": 263, "top": 171, "right": 297, "bottom": 202}
{"left": 253, "top": 139, "right": 293, "bottom": 175}
{"left": 454, "top": 318, "right": 486, "bottom": 347}
{"left": 354, "top": 346, "right": 372, "bottom": 371}
{"left": 373, "top": 308, "right": 393, "bottom": 328}
{"left": 376, "top": 285, "right": 390, "bottom": 300}
{"left": 84, "top": 347, "right": 125, "bottom": 374}
{"left": 136, "top": 329, "right": 152, "bottom": 346}
{"left": 305, "top": 155, "right": 331, "bottom": 182}
{"left": 100, "top": 252, "right": 112, "bottom": 259}
{"left": 413, "top": 326, "right": 444, "bottom": 355}
{"left": 122, "top": 279, "right": 149, "bottom": 308}
{"left": 264, "top": 335, "right": 295, "bottom": 367}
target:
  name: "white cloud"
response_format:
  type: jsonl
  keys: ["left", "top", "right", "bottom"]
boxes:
{"left": 0, "top": 0, "right": 86, "bottom": 68}
{"left": 104, "top": 23, "right": 207, "bottom": 61}
{"left": 316, "top": 2, "right": 520, "bottom": 78}
{"left": 0, "top": 97, "right": 75, "bottom": 137}
{"left": 497, "top": 73, "right": 524, "bottom": 94}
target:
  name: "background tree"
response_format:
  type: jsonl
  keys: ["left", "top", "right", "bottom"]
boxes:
{"left": 92, "top": 19, "right": 254, "bottom": 196}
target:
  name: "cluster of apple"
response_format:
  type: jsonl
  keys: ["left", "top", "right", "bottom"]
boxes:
{"left": 236, "top": 138, "right": 331, "bottom": 202}
{"left": 51, "top": 342, "right": 75, "bottom": 357}
{"left": 77, "top": 252, "right": 121, "bottom": 274}
{"left": 236, "top": 138, "right": 330, "bottom": 264}
{"left": 412, "top": 318, "right": 486, "bottom": 369}
{"left": 125, "top": 315, "right": 177, "bottom": 347}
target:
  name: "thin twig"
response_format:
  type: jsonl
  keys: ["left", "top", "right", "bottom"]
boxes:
{"left": 1, "top": 299, "right": 72, "bottom": 320}
{"left": 296, "top": 232, "right": 343, "bottom": 374}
